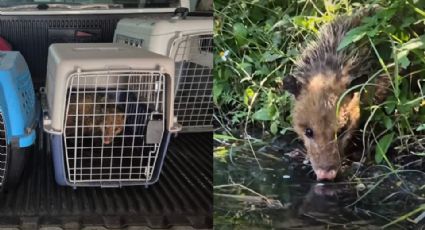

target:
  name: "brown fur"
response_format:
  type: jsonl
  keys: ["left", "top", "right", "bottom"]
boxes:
{"left": 65, "top": 93, "right": 126, "bottom": 145}
{"left": 283, "top": 8, "right": 385, "bottom": 180}
{"left": 374, "top": 74, "right": 392, "bottom": 104}
{"left": 292, "top": 74, "right": 360, "bottom": 175}
{"left": 102, "top": 106, "right": 126, "bottom": 145}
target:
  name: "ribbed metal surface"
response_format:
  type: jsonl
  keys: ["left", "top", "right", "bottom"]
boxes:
{"left": 0, "top": 132, "right": 212, "bottom": 229}
{"left": 0, "top": 14, "right": 172, "bottom": 88}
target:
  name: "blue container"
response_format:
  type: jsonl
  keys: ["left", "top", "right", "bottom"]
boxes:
{"left": 0, "top": 51, "right": 38, "bottom": 188}
{"left": 50, "top": 132, "right": 171, "bottom": 188}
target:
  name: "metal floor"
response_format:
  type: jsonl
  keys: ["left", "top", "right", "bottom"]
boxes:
{"left": 0, "top": 133, "right": 212, "bottom": 229}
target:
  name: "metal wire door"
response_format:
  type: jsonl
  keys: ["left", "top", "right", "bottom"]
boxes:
{"left": 62, "top": 70, "right": 165, "bottom": 185}
{"left": 171, "top": 33, "right": 213, "bottom": 132}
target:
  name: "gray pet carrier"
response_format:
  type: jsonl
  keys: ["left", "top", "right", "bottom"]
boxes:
{"left": 114, "top": 17, "right": 213, "bottom": 132}
{"left": 42, "top": 43, "right": 180, "bottom": 188}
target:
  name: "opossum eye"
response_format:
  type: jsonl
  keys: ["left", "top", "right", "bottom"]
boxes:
{"left": 305, "top": 128, "right": 313, "bottom": 138}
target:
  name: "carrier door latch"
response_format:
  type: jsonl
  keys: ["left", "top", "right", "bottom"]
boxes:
{"left": 146, "top": 120, "right": 163, "bottom": 144}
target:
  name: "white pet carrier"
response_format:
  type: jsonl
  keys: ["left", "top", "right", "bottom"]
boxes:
{"left": 42, "top": 43, "right": 179, "bottom": 188}
{"left": 113, "top": 17, "right": 213, "bottom": 132}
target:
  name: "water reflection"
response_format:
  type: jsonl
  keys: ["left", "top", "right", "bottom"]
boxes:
{"left": 214, "top": 134, "right": 425, "bottom": 229}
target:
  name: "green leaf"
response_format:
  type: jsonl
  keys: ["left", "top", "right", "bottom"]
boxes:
{"left": 253, "top": 66, "right": 269, "bottom": 76}
{"left": 401, "top": 17, "right": 415, "bottom": 28}
{"left": 252, "top": 108, "right": 272, "bottom": 121}
{"left": 396, "top": 35, "right": 425, "bottom": 60}
{"left": 270, "top": 106, "right": 278, "bottom": 119}
{"left": 337, "top": 26, "right": 368, "bottom": 51}
{"left": 244, "top": 87, "right": 255, "bottom": 106}
{"left": 365, "top": 27, "right": 379, "bottom": 37}
{"left": 262, "top": 51, "right": 283, "bottom": 62}
{"left": 375, "top": 133, "right": 395, "bottom": 164}
{"left": 416, "top": 124, "right": 425, "bottom": 131}
{"left": 213, "top": 83, "right": 224, "bottom": 104}
{"left": 398, "top": 103, "right": 413, "bottom": 115}
{"left": 239, "top": 62, "right": 252, "bottom": 76}
{"left": 383, "top": 116, "right": 394, "bottom": 130}
{"left": 272, "top": 32, "right": 282, "bottom": 47}
{"left": 233, "top": 23, "right": 248, "bottom": 46}
{"left": 270, "top": 122, "right": 278, "bottom": 134}
{"left": 213, "top": 134, "right": 239, "bottom": 141}
{"left": 396, "top": 50, "right": 409, "bottom": 60}
{"left": 385, "top": 100, "right": 397, "bottom": 114}
{"left": 292, "top": 16, "right": 306, "bottom": 27}
{"left": 267, "top": 90, "right": 275, "bottom": 102}
{"left": 213, "top": 147, "right": 228, "bottom": 162}
{"left": 280, "top": 127, "right": 292, "bottom": 135}
{"left": 243, "top": 55, "right": 254, "bottom": 63}
{"left": 399, "top": 55, "right": 410, "bottom": 69}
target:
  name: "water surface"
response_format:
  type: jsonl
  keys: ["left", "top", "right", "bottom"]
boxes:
{"left": 214, "top": 134, "right": 425, "bottom": 229}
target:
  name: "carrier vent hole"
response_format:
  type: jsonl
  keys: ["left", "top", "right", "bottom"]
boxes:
{"left": 0, "top": 112, "right": 7, "bottom": 185}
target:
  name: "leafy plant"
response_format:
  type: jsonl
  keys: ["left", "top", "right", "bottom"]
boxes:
{"left": 214, "top": 0, "right": 425, "bottom": 163}
{"left": 214, "top": 1, "right": 425, "bottom": 227}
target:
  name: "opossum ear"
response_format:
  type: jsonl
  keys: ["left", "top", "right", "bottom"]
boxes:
{"left": 283, "top": 75, "right": 303, "bottom": 98}
{"left": 338, "top": 92, "right": 361, "bottom": 130}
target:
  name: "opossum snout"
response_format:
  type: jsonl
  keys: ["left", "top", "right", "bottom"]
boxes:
{"left": 102, "top": 127, "right": 123, "bottom": 145}
{"left": 103, "top": 137, "right": 112, "bottom": 145}
{"left": 311, "top": 156, "right": 340, "bottom": 181}
{"left": 315, "top": 168, "right": 337, "bottom": 181}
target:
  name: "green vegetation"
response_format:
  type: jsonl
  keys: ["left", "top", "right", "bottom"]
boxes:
{"left": 214, "top": 0, "right": 425, "bottom": 164}
{"left": 214, "top": 0, "right": 425, "bottom": 228}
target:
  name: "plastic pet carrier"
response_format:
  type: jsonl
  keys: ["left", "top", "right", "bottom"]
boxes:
{"left": 113, "top": 17, "right": 213, "bottom": 132}
{"left": 0, "top": 51, "right": 38, "bottom": 189}
{"left": 42, "top": 43, "right": 180, "bottom": 188}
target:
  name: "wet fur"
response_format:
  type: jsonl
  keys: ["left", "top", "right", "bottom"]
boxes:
{"left": 283, "top": 8, "right": 388, "bottom": 179}
{"left": 284, "top": 8, "right": 376, "bottom": 98}
{"left": 65, "top": 93, "right": 126, "bottom": 145}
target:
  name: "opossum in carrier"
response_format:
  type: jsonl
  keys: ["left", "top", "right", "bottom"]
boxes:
{"left": 282, "top": 8, "right": 389, "bottom": 180}
{"left": 65, "top": 93, "right": 126, "bottom": 145}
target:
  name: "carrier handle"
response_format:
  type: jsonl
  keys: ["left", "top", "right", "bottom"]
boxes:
{"left": 172, "top": 7, "right": 189, "bottom": 19}
{"left": 39, "top": 88, "right": 61, "bottom": 135}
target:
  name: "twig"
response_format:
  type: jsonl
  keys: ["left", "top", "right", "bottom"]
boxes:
{"left": 256, "top": 151, "right": 283, "bottom": 161}
{"left": 214, "top": 193, "right": 283, "bottom": 209}
{"left": 214, "top": 183, "right": 271, "bottom": 205}
{"left": 382, "top": 204, "right": 425, "bottom": 228}
{"left": 355, "top": 207, "right": 407, "bottom": 230}
{"left": 302, "top": 213, "right": 349, "bottom": 226}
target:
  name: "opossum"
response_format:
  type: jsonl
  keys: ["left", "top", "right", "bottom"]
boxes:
{"left": 101, "top": 105, "right": 126, "bottom": 145}
{"left": 282, "top": 8, "right": 388, "bottom": 180}
{"left": 65, "top": 93, "right": 126, "bottom": 145}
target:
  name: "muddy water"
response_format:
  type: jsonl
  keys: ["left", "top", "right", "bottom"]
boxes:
{"left": 214, "top": 134, "right": 425, "bottom": 229}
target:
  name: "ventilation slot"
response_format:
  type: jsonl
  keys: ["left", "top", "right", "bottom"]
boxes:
{"left": 0, "top": 112, "right": 7, "bottom": 186}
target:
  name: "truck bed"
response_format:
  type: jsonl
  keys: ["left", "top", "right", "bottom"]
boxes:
{"left": 0, "top": 13, "right": 212, "bottom": 229}
{"left": 0, "top": 132, "right": 212, "bottom": 229}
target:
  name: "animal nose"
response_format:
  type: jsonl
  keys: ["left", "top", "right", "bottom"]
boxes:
{"left": 103, "top": 137, "right": 111, "bottom": 145}
{"left": 315, "top": 169, "right": 337, "bottom": 181}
